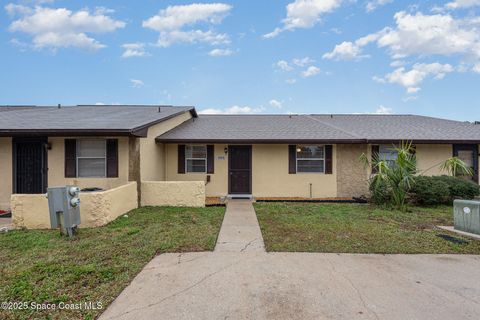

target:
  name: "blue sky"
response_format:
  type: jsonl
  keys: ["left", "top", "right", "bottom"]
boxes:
{"left": 1, "top": 0, "right": 479, "bottom": 120}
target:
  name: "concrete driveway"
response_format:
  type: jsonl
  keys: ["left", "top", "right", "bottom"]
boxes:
{"left": 100, "top": 252, "right": 480, "bottom": 320}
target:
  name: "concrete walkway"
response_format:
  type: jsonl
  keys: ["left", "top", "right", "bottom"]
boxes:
{"left": 100, "top": 252, "right": 480, "bottom": 320}
{"left": 214, "top": 199, "right": 265, "bottom": 252}
{"left": 99, "top": 202, "right": 480, "bottom": 319}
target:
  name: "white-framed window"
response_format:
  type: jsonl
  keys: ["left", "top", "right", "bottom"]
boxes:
{"left": 296, "top": 145, "right": 325, "bottom": 173}
{"left": 76, "top": 139, "right": 107, "bottom": 178}
{"left": 378, "top": 145, "right": 398, "bottom": 167}
{"left": 186, "top": 145, "right": 207, "bottom": 173}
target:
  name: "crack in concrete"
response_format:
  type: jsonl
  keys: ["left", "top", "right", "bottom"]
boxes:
{"left": 105, "top": 258, "right": 244, "bottom": 320}
{"left": 324, "top": 256, "right": 380, "bottom": 320}
{"left": 240, "top": 238, "right": 258, "bottom": 252}
{"left": 142, "top": 253, "right": 209, "bottom": 271}
{"left": 380, "top": 255, "right": 480, "bottom": 306}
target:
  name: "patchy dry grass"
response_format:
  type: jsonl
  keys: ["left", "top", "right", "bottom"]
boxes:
{"left": 255, "top": 203, "right": 480, "bottom": 254}
{"left": 0, "top": 206, "right": 224, "bottom": 320}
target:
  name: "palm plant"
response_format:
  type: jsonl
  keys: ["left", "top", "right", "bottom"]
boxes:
{"left": 365, "top": 141, "right": 417, "bottom": 210}
{"left": 361, "top": 141, "right": 474, "bottom": 210}
{"left": 440, "top": 157, "right": 474, "bottom": 177}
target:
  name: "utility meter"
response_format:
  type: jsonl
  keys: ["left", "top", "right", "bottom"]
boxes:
{"left": 47, "top": 185, "right": 81, "bottom": 237}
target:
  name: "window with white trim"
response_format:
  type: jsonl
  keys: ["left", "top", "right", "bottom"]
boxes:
{"left": 378, "top": 145, "right": 398, "bottom": 167}
{"left": 77, "top": 139, "right": 107, "bottom": 178}
{"left": 296, "top": 145, "right": 325, "bottom": 173}
{"left": 186, "top": 145, "right": 207, "bottom": 173}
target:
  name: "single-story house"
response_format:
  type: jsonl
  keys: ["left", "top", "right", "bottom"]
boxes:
{"left": 0, "top": 105, "right": 479, "bottom": 210}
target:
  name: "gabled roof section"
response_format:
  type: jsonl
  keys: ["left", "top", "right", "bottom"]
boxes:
{"left": 0, "top": 105, "right": 197, "bottom": 137}
{"left": 156, "top": 114, "right": 480, "bottom": 143}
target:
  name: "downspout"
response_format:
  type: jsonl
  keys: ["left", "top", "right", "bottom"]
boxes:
{"left": 164, "top": 143, "right": 167, "bottom": 181}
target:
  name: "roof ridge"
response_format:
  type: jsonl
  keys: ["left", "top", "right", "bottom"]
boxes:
{"left": 304, "top": 115, "right": 361, "bottom": 139}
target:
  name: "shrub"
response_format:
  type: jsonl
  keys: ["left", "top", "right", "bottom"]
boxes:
{"left": 409, "top": 175, "right": 480, "bottom": 205}
{"left": 436, "top": 175, "right": 480, "bottom": 200}
{"left": 409, "top": 176, "right": 450, "bottom": 205}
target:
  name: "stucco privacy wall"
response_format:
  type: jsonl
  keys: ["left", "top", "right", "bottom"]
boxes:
{"left": 140, "top": 111, "right": 192, "bottom": 182}
{"left": 141, "top": 181, "right": 205, "bottom": 207}
{"left": 0, "top": 138, "right": 12, "bottom": 210}
{"left": 48, "top": 137, "right": 129, "bottom": 190}
{"left": 11, "top": 182, "right": 137, "bottom": 229}
{"left": 165, "top": 144, "right": 337, "bottom": 198}
{"left": 337, "top": 144, "right": 369, "bottom": 198}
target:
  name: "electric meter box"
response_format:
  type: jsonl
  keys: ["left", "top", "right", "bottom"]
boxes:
{"left": 453, "top": 199, "right": 480, "bottom": 235}
{"left": 47, "top": 186, "right": 81, "bottom": 236}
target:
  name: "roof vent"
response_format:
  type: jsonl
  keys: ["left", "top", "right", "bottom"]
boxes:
{"left": 58, "top": 104, "right": 61, "bottom": 109}
{"left": 158, "top": 107, "right": 161, "bottom": 113}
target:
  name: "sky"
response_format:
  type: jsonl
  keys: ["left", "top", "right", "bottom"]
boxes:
{"left": 0, "top": 0, "right": 479, "bottom": 120}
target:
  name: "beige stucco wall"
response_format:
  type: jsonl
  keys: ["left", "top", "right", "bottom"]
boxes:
{"left": 252, "top": 144, "right": 337, "bottom": 198}
{"left": 11, "top": 182, "right": 138, "bottom": 229}
{"left": 141, "top": 181, "right": 205, "bottom": 207}
{"left": 140, "top": 111, "right": 193, "bottom": 182}
{"left": 165, "top": 144, "right": 338, "bottom": 198}
{"left": 166, "top": 144, "right": 228, "bottom": 196}
{"left": 337, "top": 144, "right": 369, "bottom": 198}
{"left": 416, "top": 144, "right": 453, "bottom": 176}
{"left": 0, "top": 138, "right": 13, "bottom": 210}
{"left": 47, "top": 137, "right": 130, "bottom": 190}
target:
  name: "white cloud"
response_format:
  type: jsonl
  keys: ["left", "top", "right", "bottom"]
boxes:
{"left": 375, "top": 62, "right": 454, "bottom": 93}
{"left": 143, "top": 3, "right": 232, "bottom": 47}
{"left": 323, "top": 41, "right": 363, "bottom": 60}
{"left": 327, "top": 11, "right": 480, "bottom": 61}
{"left": 390, "top": 60, "right": 406, "bottom": 67}
{"left": 292, "top": 57, "right": 315, "bottom": 66}
{"left": 5, "top": 4, "right": 32, "bottom": 16}
{"left": 286, "top": 78, "right": 297, "bottom": 84}
{"left": 406, "top": 87, "right": 421, "bottom": 94}
{"left": 6, "top": 5, "right": 125, "bottom": 51}
{"left": 264, "top": 0, "right": 343, "bottom": 38}
{"left": 473, "top": 63, "right": 480, "bottom": 73}
{"left": 365, "top": 0, "right": 393, "bottom": 13}
{"left": 130, "top": 79, "right": 144, "bottom": 88}
{"left": 276, "top": 60, "right": 294, "bottom": 71}
{"left": 302, "top": 65, "right": 321, "bottom": 77}
{"left": 269, "top": 99, "right": 283, "bottom": 108}
{"left": 323, "top": 33, "right": 378, "bottom": 60}
{"left": 375, "top": 12, "right": 480, "bottom": 59}
{"left": 208, "top": 48, "right": 233, "bottom": 56}
{"left": 325, "top": 10, "right": 480, "bottom": 93}
{"left": 122, "top": 43, "right": 148, "bottom": 58}
{"left": 199, "top": 105, "right": 265, "bottom": 114}
{"left": 446, "top": 0, "right": 480, "bottom": 9}
{"left": 375, "top": 105, "right": 393, "bottom": 114}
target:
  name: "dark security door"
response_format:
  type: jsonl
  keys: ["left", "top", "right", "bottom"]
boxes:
{"left": 228, "top": 145, "right": 252, "bottom": 194}
{"left": 14, "top": 138, "right": 48, "bottom": 194}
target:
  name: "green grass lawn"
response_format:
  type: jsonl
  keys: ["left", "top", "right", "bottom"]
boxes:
{"left": 0, "top": 206, "right": 224, "bottom": 320}
{"left": 255, "top": 202, "right": 480, "bottom": 254}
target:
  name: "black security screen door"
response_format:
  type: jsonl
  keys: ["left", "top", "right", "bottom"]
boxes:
{"left": 14, "top": 138, "right": 48, "bottom": 194}
{"left": 228, "top": 145, "right": 252, "bottom": 194}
